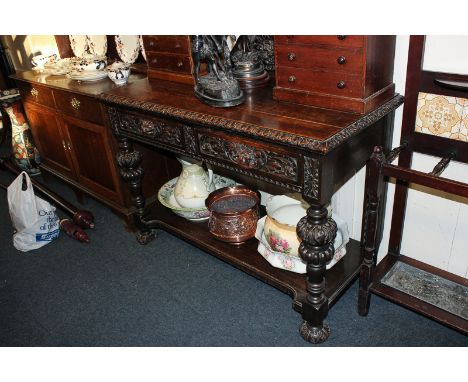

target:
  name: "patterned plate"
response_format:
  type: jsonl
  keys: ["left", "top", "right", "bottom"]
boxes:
{"left": 115, "top": 35, "right": 140, "bottom": 64}
{"left": 139, "top": 35, "right": 146, "bottom": 61}
{"left": 87, "top": 35, "right": 108, "bottom": 56}
{"left": 69, "top": 35, "right": 88, "bottom": 57}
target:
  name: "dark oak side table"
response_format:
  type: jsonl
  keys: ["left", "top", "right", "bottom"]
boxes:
{"left": 101, "top": 77, "right": 403, "bottom": 343}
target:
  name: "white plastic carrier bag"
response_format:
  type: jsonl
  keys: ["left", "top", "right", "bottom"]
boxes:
{"left": 7, "top": 171, "right": 60, "bottom": 252}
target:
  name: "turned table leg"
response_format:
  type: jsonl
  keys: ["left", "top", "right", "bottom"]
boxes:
{"left": 116, "top": 136, "right": 154, "bottom": 244}
{"left": 297, "top": 203, "right": 337, "bottom": 344}
{"left": 358, "top": 146, "right": 386, "bottom": 315}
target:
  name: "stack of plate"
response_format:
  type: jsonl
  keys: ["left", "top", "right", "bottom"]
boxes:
{"left": 66, "top": 70, "right": 108, "bottom": 82}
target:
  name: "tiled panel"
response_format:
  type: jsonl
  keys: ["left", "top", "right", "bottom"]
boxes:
{"left": 415, "top": 92, "right": 464, "bottom": 140}
{"left": 460, "top": 99, "right": 468, "bottom": 142}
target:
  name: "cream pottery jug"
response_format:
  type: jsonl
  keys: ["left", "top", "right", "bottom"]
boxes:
{"left": 174, "top": 159, "right": 215, "bottom": 208}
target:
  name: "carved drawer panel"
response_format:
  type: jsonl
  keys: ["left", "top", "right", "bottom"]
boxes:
{"left": 198, "top": 131, "right": 299, "bottom": 184}
{"left": 53, "top": 89, "right": 103, "bottom": 125}
{"left": 116, "top": 110, "right": 184, "bottom": 150}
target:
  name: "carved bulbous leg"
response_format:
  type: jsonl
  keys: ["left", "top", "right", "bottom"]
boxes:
{"left": 297, "top": 204, "right": 337, "bottom": 344}
{"left": 116, "top": 136, "right": 154, "bottom": 244}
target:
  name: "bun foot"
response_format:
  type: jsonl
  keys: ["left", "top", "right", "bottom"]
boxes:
{"left": 136, "top": 230, "right": 155, "bottom": 245}
{"left": 299, "top": 321, "right": 330, "bottom": 344}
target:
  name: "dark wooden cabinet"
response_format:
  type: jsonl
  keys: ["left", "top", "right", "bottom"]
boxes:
{"left": 273, "top": 35, "right": 396, "bottom": 113}
{"left": 23, "top": 102, "right": 75, "bottom": 178}
{"left": 13, "top": 71, "right": 177, "bottom": 225}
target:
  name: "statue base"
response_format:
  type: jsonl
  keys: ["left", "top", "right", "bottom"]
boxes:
{"left": 231, "top": 50, "right": 270, "bottom": 91}
{"left": 194, "top": 73, "right": 244, "bottom": 108}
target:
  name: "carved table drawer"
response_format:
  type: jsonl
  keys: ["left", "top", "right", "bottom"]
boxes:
{"left": 275, "top": 43, "right": 363, "bottom": 73}
{"left": 17, "top": 82, "right": 55, "bottom": 108}
{"left": 276, "top": 67, "right": 364, "bottom": 98}
{"left": 147, "top": 52, "right": 192, "bottom": 74}
{"left": 143, "top": 36, "right": 190, "bottom": 54}
{"left": 198, "top": 130, "right": 300, "bottom": 185}
{"left": 275, "top": 35, "right": 365, "bottom": 48}
{"left": 115, "top": 110, "right": 185, "bottom": 150}
{"left": 53, "top": 89, "right": 103, "bottom": 125}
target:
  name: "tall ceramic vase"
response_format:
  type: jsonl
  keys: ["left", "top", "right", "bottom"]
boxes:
{"left": 3, "top": 101, "right": 41, "bottom": 175}
{"left": 174, "top": 158, "right": 215, "bottom": 208}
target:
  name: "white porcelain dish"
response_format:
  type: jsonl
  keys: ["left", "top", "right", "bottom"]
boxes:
{"left": 67, "top": 71, "right": 108, "bottom": 82}
{"left": 115, "top": 35, "right": 140, "bottom": 64}
{"left": 106, "top": 61, "right": 131, "bottom": 85}
{"left": 87, "top": 35, "right": 108, "bottom": 56}
{"left": 69, "top": 35, "right": 88, "bottom": 57}
{"left": 139, "top": 35, "right": 146, "bottom": 61}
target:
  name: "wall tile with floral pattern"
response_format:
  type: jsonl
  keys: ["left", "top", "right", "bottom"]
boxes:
{"left": 415, "top": 93, "right": 464, "bottom": 140}
{"left": 460, "top": 99, "right": 468, "bottom": 142}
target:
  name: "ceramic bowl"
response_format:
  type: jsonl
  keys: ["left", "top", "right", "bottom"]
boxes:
{"left": 106, "top": 62, "right": 131, "bottom": 85}
{"left": 263, "top": 195, "right": 333, "bottom": 257}
{"left": 255, "top": 216, "right": 347, "bottom": 274}
{"left": 158, "top": 174, "right": 237, "bottom": 221}
{"left": 71, "top": 54, "right": 107, "bottom": 73}
{"left": 31, "top": 53, "right": 57, "bottom": 69}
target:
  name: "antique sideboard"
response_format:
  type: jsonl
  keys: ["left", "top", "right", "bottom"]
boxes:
{"left": 100, "top": 78, "right": 403, "bottom": 343}
{"left": 12, "top": 35, "right": 404, "bottom": 343}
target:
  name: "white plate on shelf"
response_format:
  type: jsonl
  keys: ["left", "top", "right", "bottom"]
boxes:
{"left": 67, "top": 71, "right": 107, "bottom": 82}
{"left": 87, "top": 35, "right": 108, "bottom": 56}
{"left": 69, "top": 35, "right": 88, "bottom": 57}
{"left": 139, "top": 35, "right": 146, "bottom": 61}
{"left": 115, "top": 35, "right": 140, "bottom": 64}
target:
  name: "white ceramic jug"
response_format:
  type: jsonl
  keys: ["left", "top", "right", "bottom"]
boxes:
{"left": 173, "top": 159, "right": 215, "bottom": 208}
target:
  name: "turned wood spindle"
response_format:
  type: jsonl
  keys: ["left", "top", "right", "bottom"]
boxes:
{"left": 386, "top": 142, "right": 408, "bottom": 163}
{"left": 429, "top": 153, "right": 455, "bottom": 177}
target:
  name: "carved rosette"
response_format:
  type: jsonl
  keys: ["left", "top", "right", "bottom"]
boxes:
{"left": 303, "top": 157, "right": 320, "bottom": 200}
{"left": 199, "top": 134, "right": 298, "bottom": 181}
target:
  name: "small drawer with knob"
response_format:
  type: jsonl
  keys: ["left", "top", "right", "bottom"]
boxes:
{"left": 275, "top": 35, "right": 365, "bottom": 48}
{"left": 275, "top": 44, "right": 363, "bottom": 73}
{"left": 276, "top": 67, "right": 364, "bottom": 97}
{"left": 16, "top": 82, "right": 55, "bottom": 108}
{"left": 146, "top": 52, "right": 192, "bottom": 74}
{"left": 142, "top": 36, "right": 190, "bottom": 54}
{"left": 53, "top": 89, "right": 103, "bottom": 125}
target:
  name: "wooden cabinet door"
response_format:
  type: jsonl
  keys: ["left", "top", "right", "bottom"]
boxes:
{"left": 23, "top": 102, "right": 75, "bottom": 178}
{"left": 60, "top": 114, "right": 122, "bottom": 203}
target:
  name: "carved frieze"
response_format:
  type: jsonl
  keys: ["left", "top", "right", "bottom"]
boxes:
{"left": 183, "top": 125, "right": 197, "bottom": 155}
{"left": 198, "top": 133, "right": 298, "bottom": 182}
{"left": 117, "top": 111, "right": 183, "bottom": 148}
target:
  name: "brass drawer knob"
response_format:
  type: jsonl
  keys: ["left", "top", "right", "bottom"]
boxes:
{"left": 337, "top": 56, "right": 346, "bottom": 65}
{"left": 177, "top": 61, "right": 183, "bottom": 68}
{"left": 337, "top": 35, "right": 346, "bottom": 40}
{"left": 288, "top": 75, "right": 296, "bottom": 83}
{"left": 287, "top": 52, "right": 296, "bottom": 61}
{"left": 70, "top": 97, "right": 80, "bottom": 110}
{"left": 337, "top": 81, "right": 346, "bottom": 89}
{"left": 30, "top": 88, "right": 38, "bottom": 97}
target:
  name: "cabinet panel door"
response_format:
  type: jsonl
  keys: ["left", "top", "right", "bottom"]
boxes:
{"left": 61, "top": 115, "right": 122, "bottom": 203}
{"left": 23, "top": 102, "right": 75, "bottom": 178}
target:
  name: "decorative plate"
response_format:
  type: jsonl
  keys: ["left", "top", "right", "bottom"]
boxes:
{"left": 69, "top": 35, "right": 88, "bottom": 57}
{"left": 115, "top": 35, "right": 140, "bottom": 64}
{"left": 66, "top": 71, "right": 108, "bottom": 82}
{"left": 87, "top": 35, "right": 108, "bottom": 56}
{"left": 139, "top": 35, "right": 146, "bottom": 61}
{"left": 158, "top": 174, "right": 237, "bottom": 221}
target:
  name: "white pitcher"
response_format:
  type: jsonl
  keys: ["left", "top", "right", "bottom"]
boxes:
{"left": 174, "top": 159, "right": 215, "bottom": 208}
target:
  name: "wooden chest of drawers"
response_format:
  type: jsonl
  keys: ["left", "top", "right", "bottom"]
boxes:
{"left": 273, "top": 35, "right": 396, "bottom": 113}
{"left": 142, "top": 35, "right": 195, "bottom": 85}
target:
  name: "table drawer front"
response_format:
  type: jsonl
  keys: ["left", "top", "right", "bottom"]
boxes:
{"left": 17, "top": 82, "right": 55, "bottom": 108}
{"left": 198, "top": 131, "right": 299, "bottom": 184}
{"left": 53, "top": 89, "right": 103, "bottom": 125}
{"left": 147, "top": 52, "right": 192, "bottom": 74}
{"left": 275, "top": 43, "right": 364, "bottom": 73}
{"left": 276, "top": 67, "right": 364, "bottom": 97}
{"left": 116, "top": 110, "right": 184, "bottom": 150}
{"left": 143, "top": 36, "right": 190, "bottom": 54}
{"left": 275, "top": 35, "right": 365, "bottom": 48}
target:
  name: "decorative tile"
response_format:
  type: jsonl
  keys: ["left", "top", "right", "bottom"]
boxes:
{"left": 415, "top": 93, "right": 463, "bottom": 139}
{"left": 460, "top": 101, "right": 468, "bottom": 142}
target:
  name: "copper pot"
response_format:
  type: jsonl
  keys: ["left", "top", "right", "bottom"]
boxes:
{"left": 205, "top": 185, "right": 260, "bottom": 245}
